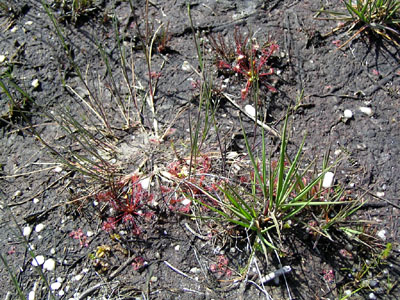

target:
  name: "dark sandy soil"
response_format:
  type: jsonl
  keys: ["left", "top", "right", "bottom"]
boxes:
{"left": 1, "top": 0, "right": 400, "bottom": 299}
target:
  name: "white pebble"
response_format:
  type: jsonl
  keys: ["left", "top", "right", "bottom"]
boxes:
{"left": 31, "top": 79, "right": 40, "bottom": 89}
{"left": 50, "top": 281, "right": 61, "bottom": 290}
{"left": 32, "top": 255, "right": 45, "bottom": 266}
{"left": 369, "top": 292, "right": 377, "bottom": 300}
{"left": 33, "top": 198, "right": 40, "bottom": 204}
{"left": 359, "top": 106, "right": 373, "bottom": 116}
{"left": 50, "top": 248, "right": 56, "bottom": 255}
{"left": 11, "top": 26, "right": 18, "bottom": 32}
{"left": 86, "top": 230, "right": 94, "bottom": 237}
{"left": 344, "top": 290, "right": 352, "bottom": 296}
{"left": 181, "top": 198, "right": 191, "bottom": 206}
{"left": 174, "top": 244, "right": 180, "bottom": 251}
{"left": 35, "top": 223, "right": 45, "bottom": 232}
{"left": 28, "top": 291, "right": 35, "bottom": 300}
{"left": 43, "top": 258, "right": 56, "bottom": 271}
{"left": 322, "top": 172, "right": 335, "bottom": 188}
{"left": 244, "top": 104, "right": 256, "bottom": 117}
{"left": 181, "top": 61, "right": 192, "bottom": 72}
{"left": 0, "top": 54, "right": 6, "bottom": 63}
{"left": 343, "top": 109, "right": 353, "bottom": 119}
{"left": 13, "top": 190, "right": 22, "bottom": 197}
{"left": 53, "top": 166, "right": 63, "bottom": 173}
{"left": 377, "top": 229, "right": 387, "bottom": 241}
{"left": 58, "top": 290, "right": 65, "bottom": 296}
{"left": 23, "top": 226, "right": 32, "bottom": 237}
{"left": 140, "top": 177, "right": 151, "bottom": 190}
{"left": 190, "top": 267, "right": 200, "bottom": 274}
{"left": 74, "top": 274, "right": 83, "bottom": 281}
{"left": 376, "top": 191, "right": 385, "bottom": 197}
{"left": 25, "top": 21, "right": 33, "bottom": 26}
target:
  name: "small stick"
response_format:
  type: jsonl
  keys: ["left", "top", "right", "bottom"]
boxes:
{"left": 163, "top": 261, "right": 198, "bottom": 282}
{"left": 222, "top": 93, "right": 280, "bottom": 138}
{"left": 260, "top": 266, "right": 292, "bottom": 284}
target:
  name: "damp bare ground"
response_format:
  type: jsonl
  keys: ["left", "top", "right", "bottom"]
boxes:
{"left": 1, "top": 1, "right": 399, "bottom": 299}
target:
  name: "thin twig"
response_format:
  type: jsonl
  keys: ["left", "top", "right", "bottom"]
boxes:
{"left": 222, "top": 93, "right": 280, "bottom": 138}
{"left": 163, "top": 261, "right": 199, "bottom": 282}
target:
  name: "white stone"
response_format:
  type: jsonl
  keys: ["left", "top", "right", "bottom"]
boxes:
{"left": 31, "top": 79, "right": 40, "bottom": 89}
{"left": 86, "top": 230, "right": 94, "bottom": 237}
{"left": 377, "top": 229, "right": 387, "bottom": 241}
{"left": 181, "top": 61, "right": 192, "bottom": 72}
{"left": 25, "top": 21, "right": 33, "bottom": 26}
{"left": 322, "top": 172, "right": 335, "bottom": 188}
{"left": 343, "top": 109, "right": 353, "bottom": 119}
{"left": 174, "top": 244, "right": 180, "bottom": 251}
{"left": 181, "top": 198, "right": 191, "bottom": 206}
{"left": 376, "top": 191, "right": 385, "bottom": 197}
{"left": 74, "top": 274, "right": 83, "bottom": 281}
{"left": 35, "top": 223, "right": 45, "bottom": 232}
{"left": 244, "top": 105, "right": 256, "bottom": 117}
{"left": 32, "top": 255, "right": 45, "bottom": 266}
{"left": 58, "top": 290, "right": 65, "bottom": 296}
{"left": 28, "top": 291, "right": 35, "bottom": 300}
{"left": 369, "top": 292, "right": 377, "bottom": 300}
{"left": 13, "top": 190, "right": 22, "bottom": 197}
{"left": 33, "top": 198, "right": 40, "bottom": 204}
{"left": 140, "top": 177, "right": 151, "bottom": 189}
{"left": 53, "top": 166, "right": 63, "bottom": 173}
{"left": 23, "top": 226, "right": 32, "bottom": 237}
{"left": 0, "top": 55, "right": 6, "bottom": 63}
{"left": 43, "top": 258, "right": 56, "bottom": 271}
{"left": 50, "top": 281, "right": 61, "bottom": 290}
{"left": 50, "top": 248, "right": 56, "bottom": 255}
{"left": 359, "top": 106, "right": 373, "bottom": 116}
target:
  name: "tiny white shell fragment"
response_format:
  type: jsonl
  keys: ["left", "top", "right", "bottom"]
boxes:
{"left": 377, "top": 229, "right": 387, "bottom": 241}
{"left": 244, "top": 104, "right": 256, "bottom": 117}
{"left": 31, "top": 79, "right": 40, "bottom": 88}
{"left": 35, "top": 223, "right": 45, "bottom": 232}
{"left": 50, "top": 281, "right": 61, "bottom": 290}
{"left": 322, "top": 172, "right": 335, "bottom": 188}
{"left": 343, "top": 109, "right": 353, "bottom": 119}
{"left": 53, "top": 166, "right": 63, "bottom": 173}
{"left": 181, "top": 61, "right": 192, "bottom": 72}
{"left": 32, "top": 255, "right": 45, "bottom": 266}
{"left": 140, "top": 177, "right": 151, "bottom": 190}
{"left": 43, "top": 258, "right": 56, "bottom": 271}
{"left": 28, "top": 291, "right": 35, "bottom": 300}
{"left": 23, "top": 226, "right": 32, "bottom": 236}
{"left": 0, "top": 55, "right": 6, "bottom": 63}
{"left": 359, "top": 106, "right": 373, "bottom": 116}
{"left": 181, "top": 198, "right": 191, "bottom": 206}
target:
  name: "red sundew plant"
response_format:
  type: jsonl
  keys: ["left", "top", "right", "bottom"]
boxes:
{"left": 215, "top": 28, "right": 279, "bottom": 100}
{"left": 96, "top": 175, "right": 154, "bottom": 235}
{"left": 69, "top": 228, "right": 89, "bottom": 247}
{"left": 210, "top": 255, "right": 232, "bottom": 277}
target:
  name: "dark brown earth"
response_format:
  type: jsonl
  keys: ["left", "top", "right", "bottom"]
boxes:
{"left": 1, "top": 0, "right": 399, "bottom": 299}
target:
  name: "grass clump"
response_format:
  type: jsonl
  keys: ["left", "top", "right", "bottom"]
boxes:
{"left": 318, "top": 0, "right": 400, "bottom": 48}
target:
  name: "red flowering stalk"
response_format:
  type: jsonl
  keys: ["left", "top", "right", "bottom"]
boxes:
{"left": 217, "top": 28, "right": 279, "bottom": 100}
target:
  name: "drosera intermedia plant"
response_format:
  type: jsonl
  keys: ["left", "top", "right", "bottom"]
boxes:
{"left": 209, "top": 27, "right": 279, "bottom": 100}
{"left": 188, "top": 114, "right": 360, "bottom": 251}
{"left": 317, "top": 0, "right": 400, "bottom": 48}
{"left": 96, "top": 174, "right": 155, "bottom": 236}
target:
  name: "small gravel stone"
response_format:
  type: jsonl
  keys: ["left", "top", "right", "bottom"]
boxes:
{"left": 174, "top": 244, "right": 180, "bottom": 251}
{"left": 33, "top": 198, "right": 40, "bottom": 204}
{"left": 43, "top": 258, "right": 56, "bottom": 271}
{"left": 35, "top": 223, "right": 45, "bottom": 232}
{"left": 74, "top": 274, "right": 83, "bottom": 281}
{"left": 368, "top": 292, "right": 377, "bottom": 299}
{"left": 32, "top": 255, "right": 45, "bottom": 266}
{"left": 13, "top": 190, "right": 22, "bottom": 197}
{"left": 343, "top": 109, "right": 353, "bottom": 119}
{"left": 343, "top": 290, "right": 352, "bottom": 296}
{"left": 181, "top": 61, "right": 191, "bottom": 72}
{"left": 31, "top": 79, "right": 40, "bottom": 89}
{"left": 86, "top": 231, "right": 94, "bottom": 237}
{"left": 50, "top": 281, "right": 61, "bottom": 290}
{"left": 376, "top": 191, "right": 385, "bottom": 197}
{"left": 23, "top": 226, "right": 32, "bottom": 237}
{"left": 377, "top": 229, "right": 387, "bottom": 241}
{"left": 190, "top": 267, "right": 200, "bottom": 274}
{"left": 53, "top": 166, "right": 63, "bottom": 173}
{"left": 359, "top": 106, "right": 373, "bottom": 116}
{"left": 322, "top": 172, "right": 334, "bottom": 188}
{"left": 150, "top": 276, "right": 158, "bottom": 282}
{"left": 369, "top": 279, "right": 378, "bottom": 288}
{"left": 245, "top": 104, "right": 256, "bottom": 117}
{"left": 0, "top": 55, "right": 6, "bottom": 63}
